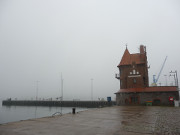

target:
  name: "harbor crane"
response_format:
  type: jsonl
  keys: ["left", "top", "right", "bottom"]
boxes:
{"left": 152, "top": 56, "right": 168, "bottom": 86}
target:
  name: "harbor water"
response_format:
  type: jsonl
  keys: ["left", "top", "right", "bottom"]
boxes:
{"left": 0, "top": 101, "right": 88, "bottom": 124}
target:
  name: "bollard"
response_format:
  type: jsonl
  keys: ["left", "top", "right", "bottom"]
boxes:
{"left": 72, "top": 108, "right": 76, "bottom": 114}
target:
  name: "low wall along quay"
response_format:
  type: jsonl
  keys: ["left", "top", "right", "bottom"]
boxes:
{"left": 2, "top": 100, "right": 116, "bottom": 108}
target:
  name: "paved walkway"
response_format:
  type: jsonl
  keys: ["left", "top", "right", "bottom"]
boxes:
{"left": 1, "top": 106, "right": 180, "bottom": 135}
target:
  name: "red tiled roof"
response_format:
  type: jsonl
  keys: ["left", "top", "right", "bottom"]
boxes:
{"left": 117, "top": 48, "right": 146, "bottom": 67}
{"left": 118, "top": 48, "right": 131, "bottom": 66}
{"left": 115, "top": 86, "right": 178, "bottom": 93}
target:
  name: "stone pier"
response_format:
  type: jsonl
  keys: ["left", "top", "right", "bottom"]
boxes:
{"left": 1, "top": 106, "right": 180, "bottom": 135}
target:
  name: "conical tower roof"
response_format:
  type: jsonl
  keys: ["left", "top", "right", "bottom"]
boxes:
{"left": 117, "top": 48, "right": 131, "bottom": 67}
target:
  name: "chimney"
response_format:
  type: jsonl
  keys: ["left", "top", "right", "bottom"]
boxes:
{"left": 140, "top": 45, "right": 145, "bottom": 54}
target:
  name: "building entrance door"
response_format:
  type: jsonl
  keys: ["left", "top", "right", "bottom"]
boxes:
{"left": 131, "top": 97, "right": 139, "bottom": 104}
{"left": 153, "top": 99, "right": 161, "bottom": 106}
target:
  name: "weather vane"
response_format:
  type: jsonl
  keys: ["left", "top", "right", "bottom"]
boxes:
{"left": 125, "top": 43, "right": 128, "bottom": 49}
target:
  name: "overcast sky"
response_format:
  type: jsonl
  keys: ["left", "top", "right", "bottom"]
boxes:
{"left": 0, "top": 0, "right": 180, "bottom": 101}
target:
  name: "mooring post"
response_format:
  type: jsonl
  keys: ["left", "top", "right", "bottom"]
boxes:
{"left": 72, "top": 108, "right": 76, "bottom": 114}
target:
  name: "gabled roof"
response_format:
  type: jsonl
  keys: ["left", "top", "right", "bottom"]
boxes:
{"left": 115, "top": 86, "right": 178, "bottom": 93}
{"left": 117, "top": 48, "right": 146, "bottom": 67}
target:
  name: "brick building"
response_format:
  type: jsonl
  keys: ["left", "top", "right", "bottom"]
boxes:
{"left": 115, "top": 45, "right": 179, "bottom": 105}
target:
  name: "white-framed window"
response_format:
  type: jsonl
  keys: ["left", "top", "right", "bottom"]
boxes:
{"left": 133, "top": 78, "right": 136, "bottom": 83}
{"left": 133, "top": 70, "right": 136, "bottom": 74}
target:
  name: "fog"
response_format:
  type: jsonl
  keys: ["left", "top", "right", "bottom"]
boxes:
{"left": 0, "top": 0, "right": 180, "bottom": 101}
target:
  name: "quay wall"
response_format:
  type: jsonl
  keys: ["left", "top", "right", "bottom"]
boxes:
{"left": 2, "top": 100, "right": 116, "bottom": 108}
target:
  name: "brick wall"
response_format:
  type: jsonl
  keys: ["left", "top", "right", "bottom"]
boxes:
{"left": 116, "top": 91, "right": 179, "bottom": 106}
{"left": 119, "top": 64, "right": 149, "bottom": 89}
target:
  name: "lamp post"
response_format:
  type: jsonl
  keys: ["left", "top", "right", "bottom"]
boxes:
{"left": 164, "top": 75, "right": 167, "bottom": 86}
{"left": 91, "top": 78, "right": 93, "bottom": 101}
{"left": 61, "top": 74, "right": 63, "bottom": 101}
{"left": 36, "top": 81, "right": 39, "bottom": 101}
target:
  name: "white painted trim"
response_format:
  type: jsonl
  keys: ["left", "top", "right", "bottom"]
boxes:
{"left": 128, "top": 75, "right": 141, "bottom": 78}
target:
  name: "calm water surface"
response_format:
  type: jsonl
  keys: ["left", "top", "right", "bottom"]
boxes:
{"left": 0, "top": 101, "right": 88, "bottom": 124}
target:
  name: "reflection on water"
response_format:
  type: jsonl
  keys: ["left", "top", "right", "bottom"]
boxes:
{"left": 0, "top": 102, "right": 88, "bottom": 124}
